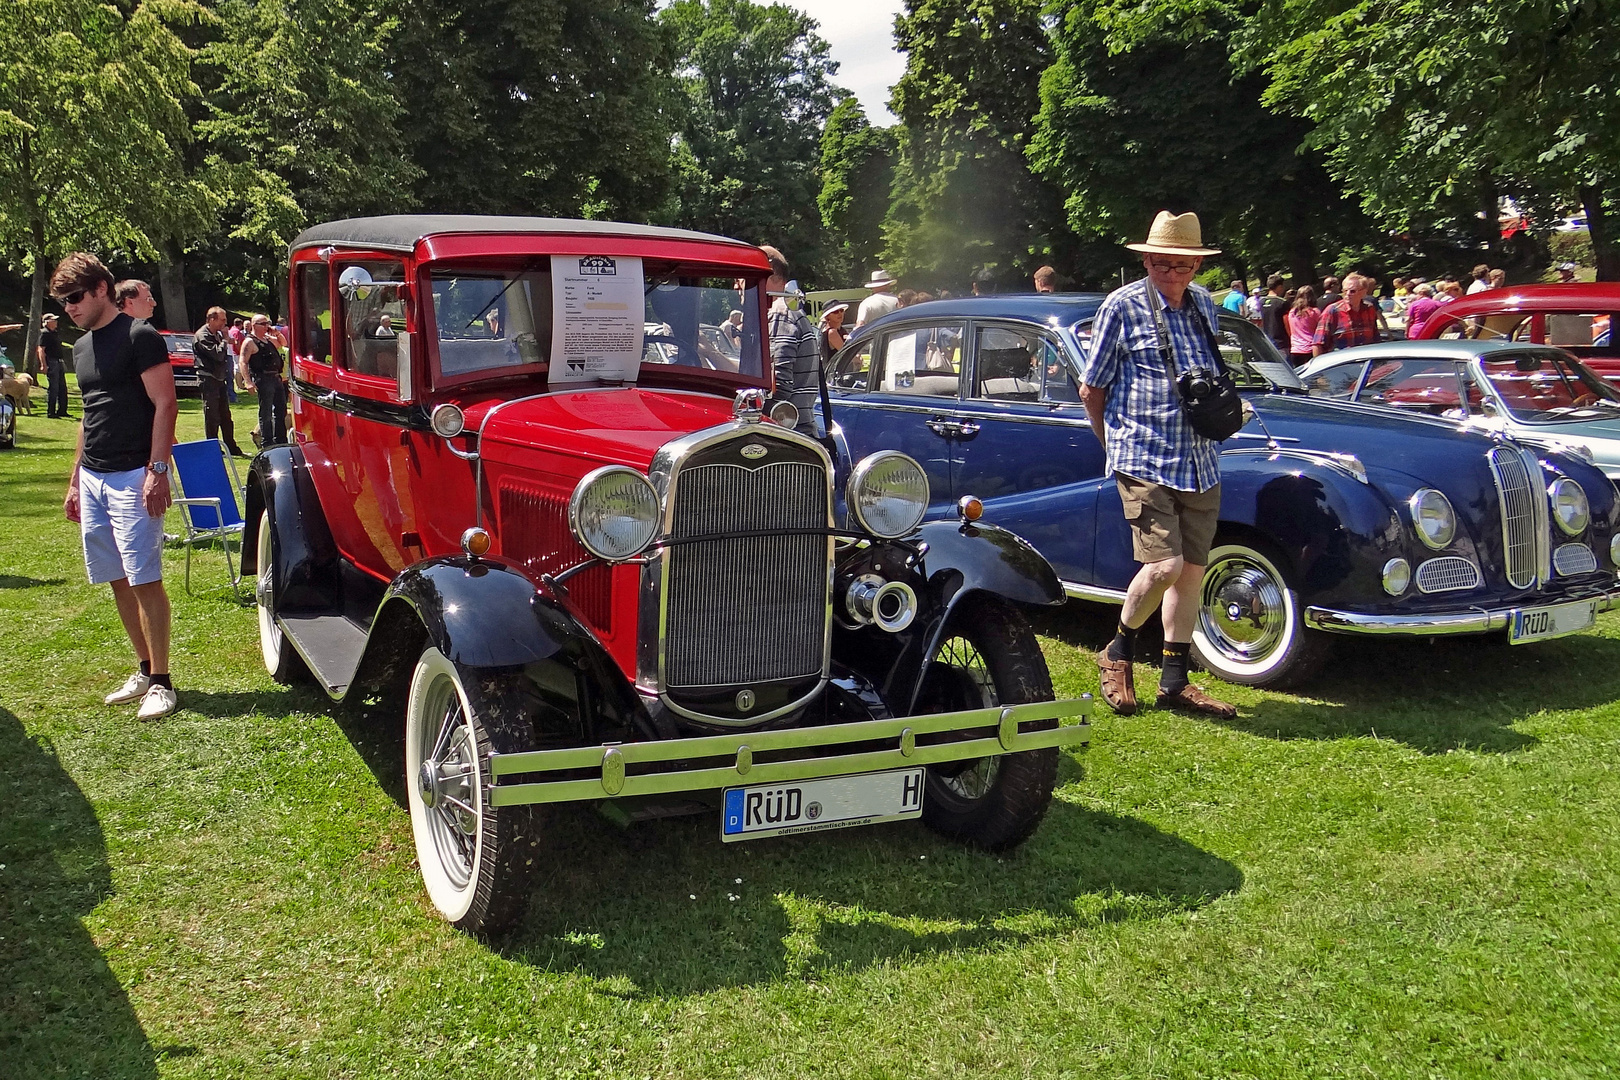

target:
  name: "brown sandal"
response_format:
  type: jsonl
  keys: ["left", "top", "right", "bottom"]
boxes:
{"left": 1156, "top": 683, "right": 1237, "bottom": 719}
{"left": 1096, "top": 653, "right": 1137, "bottom": 715}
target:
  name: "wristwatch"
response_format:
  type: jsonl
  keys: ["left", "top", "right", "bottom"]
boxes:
{"left": 147, "top": 461, "right": 169, "bottom": 475}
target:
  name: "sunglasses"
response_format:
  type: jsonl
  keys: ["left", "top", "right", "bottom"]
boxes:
{"left": 53, "top": 288, "right": 87, "bottom": 305}
{"left": 1149, "top": 262, "right": 1198, "bottom": 274}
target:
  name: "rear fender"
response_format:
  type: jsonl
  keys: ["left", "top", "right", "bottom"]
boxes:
{"left": 354, "top": 558, "right": 650, "bottom": 746}
{"left": 242, "top": 445, "right": 341, "bottom": 612}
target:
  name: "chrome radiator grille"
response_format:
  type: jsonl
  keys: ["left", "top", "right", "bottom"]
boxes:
{"left": 1488, "top": 447, "right": 1550, "bottom": 589}
{"left": 1554, "top": 542, "right": 1598, "bottom": 577}
{"left": 663, "top": 459, "right": 829, "bottom": 688}
{"left": 1415, "top": 556, "right": 1481, "bottom": 594}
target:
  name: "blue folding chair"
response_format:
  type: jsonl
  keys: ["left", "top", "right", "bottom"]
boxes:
{"left": 168, "top": 438, "right": 247, "bottom": 597}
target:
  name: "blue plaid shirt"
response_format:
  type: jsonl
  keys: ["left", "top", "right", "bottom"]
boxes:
{"left": 1080, "top": 279, "right": 1222, "bottom": 493}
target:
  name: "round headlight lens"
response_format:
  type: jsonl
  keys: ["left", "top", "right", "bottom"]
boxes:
{"left": 1550, "top": 477, "right": 1590, "bottom": 536}
{"left": 1610, "top": 532, "right": 1620, "bottom": 568}
{"left": 568, "top": 466, "right": 660, "bottom": 561}
{"left": 1409, "top": 488, "right": 1456, "bottom": 550}
{"left": 1382, "top": 557, "right": 1411, "bottom": 596}
{"left": 848, "top": 452, "right": 929, "bottom": 539}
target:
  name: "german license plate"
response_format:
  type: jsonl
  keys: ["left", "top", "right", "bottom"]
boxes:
{"left": 1509, "top": 599, "right": 1596, "bottom": 644}
{"left": 721, "top": 768, "right": 925, "bottom": 842}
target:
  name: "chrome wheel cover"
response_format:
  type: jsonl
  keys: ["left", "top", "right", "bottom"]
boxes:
{"left": 1199, "top": 551, "right": 1288, "bottom": 665}
{"left": 933, "top": 635, "right": 1001, "bottom": 799}
{"left": 255, "top": 512, "right": 284, "bottom": 674}
{"left": 414, "top": 671, "right": 480, "bottom": 890}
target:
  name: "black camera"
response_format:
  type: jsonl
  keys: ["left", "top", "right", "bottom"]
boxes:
{"left": 1178, "top": 367, "right": 1216, "bottom": 400}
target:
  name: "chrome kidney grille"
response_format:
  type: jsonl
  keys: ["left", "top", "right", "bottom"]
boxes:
{"left": 1487, "top": 446, "right": 1551, "bottom": 589}
{"left": 663, "top": 458, "right": 830, "bottom": 689}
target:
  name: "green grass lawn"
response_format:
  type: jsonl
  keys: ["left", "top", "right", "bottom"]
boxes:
{"left": 3, "top": 380, "right": 1618, "bottom": 1078}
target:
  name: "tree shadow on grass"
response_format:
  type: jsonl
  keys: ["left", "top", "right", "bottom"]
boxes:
{"left": 0, "top": 707, "right": 159, "bottom": 1078}
{"left": 496, "top": 770, "right": 1241, "bottom": 995}
{"left": 0, "top": 575, "right": 68, "bottom": 589}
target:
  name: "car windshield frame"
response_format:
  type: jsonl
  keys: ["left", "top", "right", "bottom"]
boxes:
{"left": 1075, "top": 314, "right": 1306, "bottom": 392}
{"left": 1471, "top": 347, "right": 1620, "bottom": 424}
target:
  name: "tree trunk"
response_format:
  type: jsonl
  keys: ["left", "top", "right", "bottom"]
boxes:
{"left": 158, "top": 241, "right": 188, "bottom": 333}
{"left": 1581, "top": 185, "right": 1620, "bottom": 282}
{"left": 1290, "top": 231, "right": 1318, "bottom": 286}
{"left": 24, "top": 265, "right": 47, "bottom": 381}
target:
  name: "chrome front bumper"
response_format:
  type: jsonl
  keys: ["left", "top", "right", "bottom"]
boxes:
{"left": 1306, "top": 587, "right": 1620, "bottom": 637}
{"left": 488, "top": 697, "right": 1091, "bottom": 807}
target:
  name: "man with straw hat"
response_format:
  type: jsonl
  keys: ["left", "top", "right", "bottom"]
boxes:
{"left": 855, "top": 269, "right": 899, "bottom": 327}
{"left": 1079, "top": 211, "right": 1237, "bottom": 720}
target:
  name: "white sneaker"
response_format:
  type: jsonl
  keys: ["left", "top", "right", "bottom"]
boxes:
{"left": 137, "top": 683, "right": 178, "bottom": 721}
{"left": 104, "top": 671, "right": 151, "bottom": 705}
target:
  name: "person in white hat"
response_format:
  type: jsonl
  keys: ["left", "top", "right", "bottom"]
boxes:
{"left": 855, "top": 269, "right": 899, "bottom": 328}
{"left": 1079, "top": 210, "right": 1236, "bottom": 720}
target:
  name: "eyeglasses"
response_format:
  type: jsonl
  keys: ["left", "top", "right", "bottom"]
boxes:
{"left": 53, "top": 288, "right": 87, "bottom": 305}
{"left": 1149, "top": 262, "right": 1197, "bottom": 275}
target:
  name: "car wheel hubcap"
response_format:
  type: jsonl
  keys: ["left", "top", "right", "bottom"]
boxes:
{"left": 1201, "top": 555, "right": 1286, "bottom": 663}
{"left": 417, "top": 677, "right": 479, "bottom": 889}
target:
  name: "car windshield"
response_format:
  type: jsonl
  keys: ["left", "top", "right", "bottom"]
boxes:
{"left": 1477, "top": 350, "right": 1620, "bottom": 422}
{"left": 1077, "top": 315, "right": 1306, "bottom": 391}
{"left": 429, "top": 264, "right": 764, "bottom": 382}
{"left": 167, "top": 336, "right": 194, "bottom": 357}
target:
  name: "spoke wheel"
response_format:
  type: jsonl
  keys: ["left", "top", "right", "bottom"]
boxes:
{"left": 255, "top": 509, "right": 308, "bottom": 684}
{"left": 914, "top": 600, "right": 1060, "bottom": 852}
{"left": 405, "top": 647, "right": 540, "bottom": 934}
{"left": 1192, "top": 541, "right": 1327, "bottom": 688}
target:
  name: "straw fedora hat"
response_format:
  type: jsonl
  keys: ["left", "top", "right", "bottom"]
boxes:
{"left": 865, "top": 269, "right": 897, "bottom": 289}
{"left": 1126, "top": 211, "right": 1221, "bottom": 256}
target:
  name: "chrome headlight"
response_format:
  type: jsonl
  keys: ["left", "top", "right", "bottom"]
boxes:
{"left": 1550, "top": 477, "right": 1590, "bottom": 535}
{"left": 847, "top": 451, "right": 929, "bottom": 539}
{"left": 1610, "top": 532, "right": 1620, "bottom": 567}
{"left": 1382, "top": 557, "right": 1411, "bottom": 596}
{"left": 568, "top": 466, "right": 660, "bottom": 561}
{"left": 1409, "top": 488, "right": 1455, "bottom": 550}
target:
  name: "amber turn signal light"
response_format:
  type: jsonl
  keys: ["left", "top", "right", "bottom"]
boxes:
{"left": 957, "top": 495, "right": 984, "bottom": 522}
{"left": 460, "top": 527, "right": 491, "bottom": 557}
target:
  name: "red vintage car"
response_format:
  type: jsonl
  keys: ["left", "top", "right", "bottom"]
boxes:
{"left": 1413, "top": 283, "right": 1620, "bottom": 385}
{"left": 244, "top": 215, "right": 1089, "bottom": 933}
{"left": 159, "top": 330, "right": 200, "bottom": 394}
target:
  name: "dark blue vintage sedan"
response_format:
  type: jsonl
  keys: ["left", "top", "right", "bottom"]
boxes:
{"left": 824, "top": 295, "right": 1620, "bottom": 687}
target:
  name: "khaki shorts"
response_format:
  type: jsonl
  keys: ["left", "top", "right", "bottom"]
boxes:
{"left": 1116, "top": 474, "right": 1221, "bottom": 566}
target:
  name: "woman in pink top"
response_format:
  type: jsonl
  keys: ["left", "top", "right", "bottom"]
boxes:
{"left": 1404, "top": 283, "right": 1440, "bottom": 339}
{"left": 1285, "top": 285, "right": 1321, "bottom": 365}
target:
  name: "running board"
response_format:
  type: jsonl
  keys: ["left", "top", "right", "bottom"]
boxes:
{"left": 279, "top": 613, "right": 369, "bottom": 697}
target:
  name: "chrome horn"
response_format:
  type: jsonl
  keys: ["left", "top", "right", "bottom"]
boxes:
{"left": 845, "top": 574, "right": 918, "bottom": 633}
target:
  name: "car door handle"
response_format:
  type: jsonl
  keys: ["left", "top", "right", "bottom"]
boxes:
{"left": 954, "top": 420, "right": 980, "bottom": 438}
{"left": 925, "top": 417, "right": 958, "bottom": 437}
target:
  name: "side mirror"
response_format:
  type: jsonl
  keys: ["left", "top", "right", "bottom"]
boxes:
{"left": 338, "top": 265, "right": 373, "bottom": 300}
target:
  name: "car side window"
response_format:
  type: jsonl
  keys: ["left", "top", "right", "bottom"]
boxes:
{"left": 879, "top": 322, "right": 964, "bottom": 396}
{"left": 339, "top": 259, "right": 406, "bottom": 381}
{"left": 1356, "top": 357, "right": 1465, "bottom": 413}
{"left": 973, "top": 325, "right": 1043, "bottom": 401}
{"left": 295, "top": 263, "right": 331, "bottom": 365}
{"left": 830, "top": 339, "right": 874, "bottom": 389}
{"left": 1303, "top": 361, "right": 1364, "bottom": 398}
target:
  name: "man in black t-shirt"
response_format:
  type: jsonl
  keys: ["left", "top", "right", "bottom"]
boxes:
{"left": 1259, "top": 273, "right": 1290, "bottom": 354}
{"left": 53, "top": 252, "right": 180, "bottom": 721}
{"left": 38, "top": 313, "right": 68, "bottom": 418}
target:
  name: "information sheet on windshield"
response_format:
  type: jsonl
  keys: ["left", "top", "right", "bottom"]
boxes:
{"left": 550, "top": 255, "right": 644, "bottom": 384}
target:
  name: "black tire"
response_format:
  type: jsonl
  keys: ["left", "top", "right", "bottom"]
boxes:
{"left": 405, "top": 646, "right": 542, "bottom": 935}
{"left": 254, "top": 509, "right": 311, "bottom": 685}
{"left": 1191, "top": 539, "right": 1328, "bottom": 688}
{"left": 914, "top": 600, "right": 1060, "bottom": 852}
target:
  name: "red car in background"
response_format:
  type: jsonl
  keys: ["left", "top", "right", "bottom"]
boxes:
{"left": 1412, "top": 284, "right": 1620, "bottom": 385}
{"left": 159, "top": 330, "right": 200, "bottom": 394}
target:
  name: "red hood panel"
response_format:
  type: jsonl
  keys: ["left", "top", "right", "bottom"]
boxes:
{"left": 477, "top": 388, "right": 735, "bottom": 470}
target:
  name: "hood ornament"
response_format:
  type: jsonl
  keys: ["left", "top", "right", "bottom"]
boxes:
{"left": 733, "top": 387, "right": 766, "bottom": 423}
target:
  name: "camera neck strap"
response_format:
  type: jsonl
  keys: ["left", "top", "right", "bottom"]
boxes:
{"left": 1143, "top": 282, "right": 1226, "bottom": 391}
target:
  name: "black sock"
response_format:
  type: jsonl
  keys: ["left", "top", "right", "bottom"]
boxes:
{"left": 1106, "top": 621, "right": 1139, "bottom": 663}
{"left": 1161, "top": 642, "right": 1191, "bottom": 693}
{"left": 139, "top": 660, "right": 151, "bottom": 677}
{"left": 150, "top": 673, "right": 172, "bottom": 691}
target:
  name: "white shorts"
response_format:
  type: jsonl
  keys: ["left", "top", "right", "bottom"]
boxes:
{"left": 81, "top": 466, "right": 165, "bottom": 586}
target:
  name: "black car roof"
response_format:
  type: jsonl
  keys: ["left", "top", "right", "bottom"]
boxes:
{"left": 852, "top": 293, "right": 1109, "bottom": 340}
{"left": 290, "top": 215, "right": 758, "bottom": 256}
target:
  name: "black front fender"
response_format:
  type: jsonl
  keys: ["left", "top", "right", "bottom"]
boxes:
{"left": 243, "top": 445, "right": 340, "bottom": 612}
{"left": 358, "top": 558, "right": 650, "bottom": 746}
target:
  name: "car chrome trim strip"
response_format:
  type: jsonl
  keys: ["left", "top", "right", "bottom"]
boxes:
{"left": 1063, "top": 580, "right": 1128, "bottom": 603}
{"left": 487, "top": 697, "right": 1092, "bottom": 805}
{"left": 1220, "top": 447, "right": 1368, "bottom": 484}
{"left": 1305, "top": 589, "right": 1618, "bottom": 636}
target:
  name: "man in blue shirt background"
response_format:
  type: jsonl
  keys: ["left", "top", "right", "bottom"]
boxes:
{"left": 1080, "top": 211, "right": 1237, "bottom": 720}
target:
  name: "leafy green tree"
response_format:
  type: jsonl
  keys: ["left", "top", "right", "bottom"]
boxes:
{"left": 817, "top": 98, "right": 897, "bottom": 283}
{"left": 389, "top": 0, "right": 674, "bottom": 222}
{"left": 1027, "top": 0, "right": 1378, "bottom": 285}
{"left": 0, "top": 0, "right": 202, "bottom": 366}
{"left": 883, "top": 0, "right": 1074, "bottom": 289}
{"left": 657, "top": 0, "right": 839, "bottom": 281}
